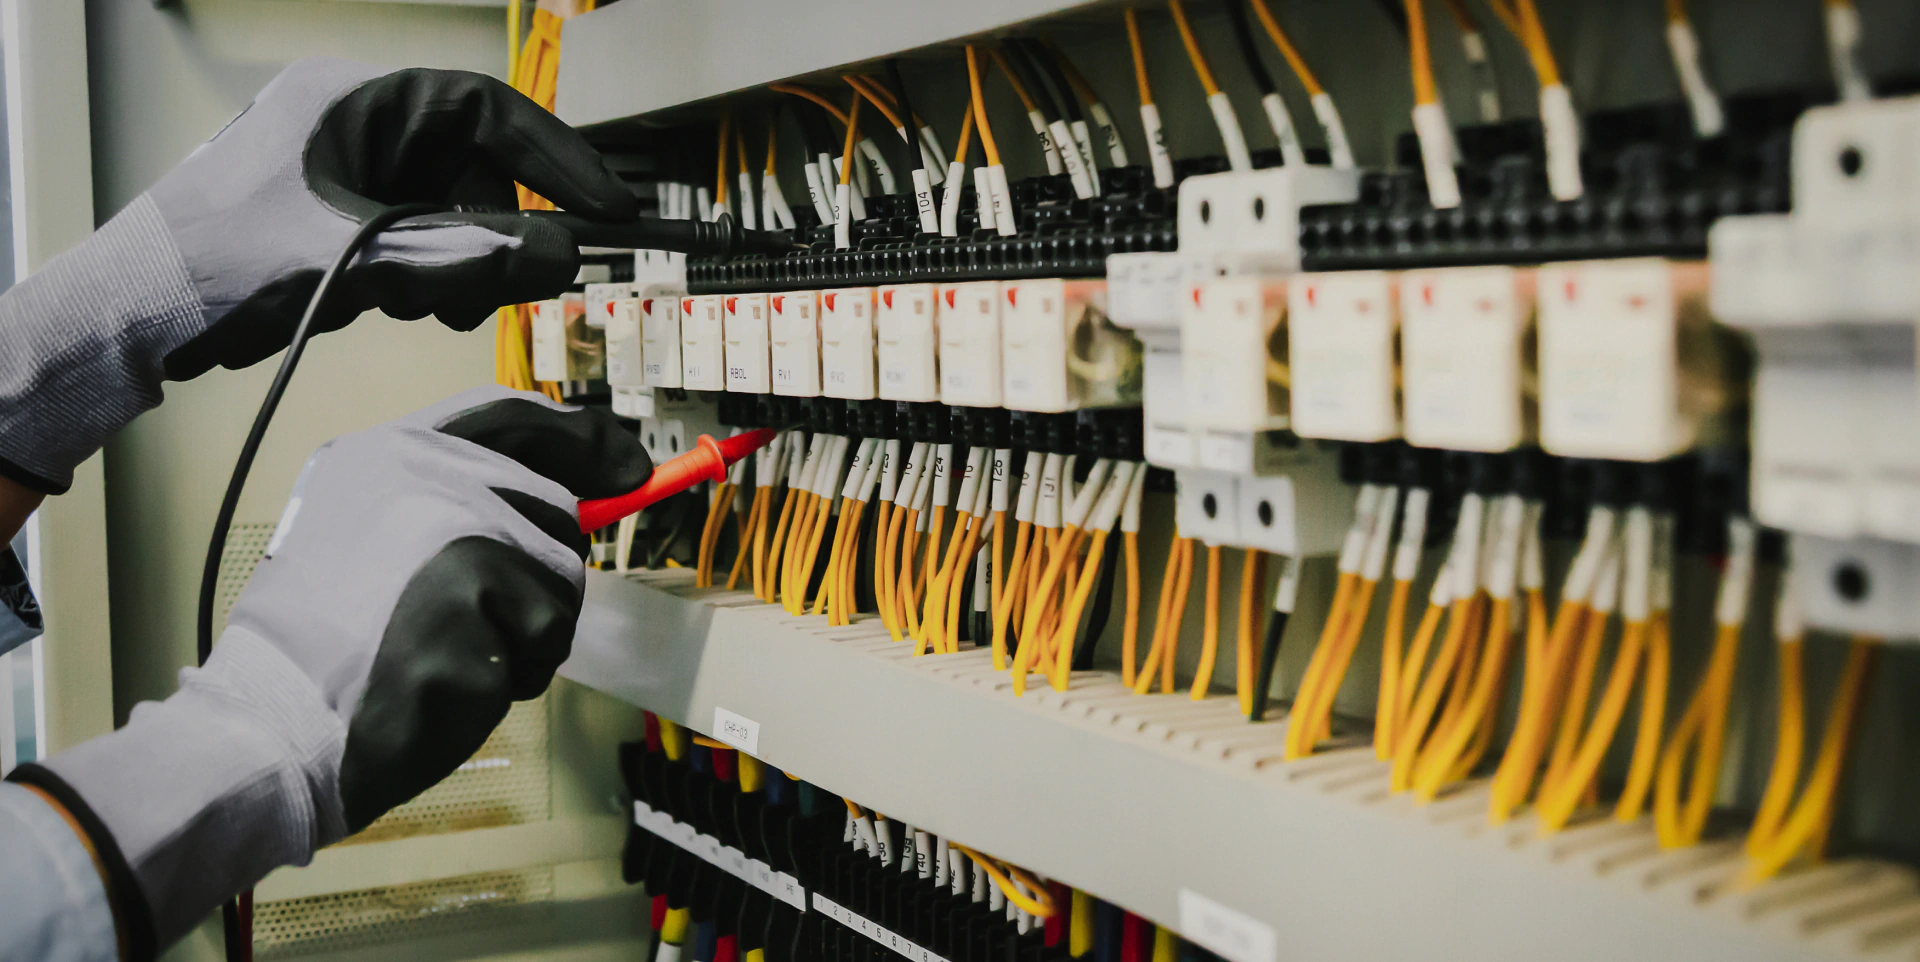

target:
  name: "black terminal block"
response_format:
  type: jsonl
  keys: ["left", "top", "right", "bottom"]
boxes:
{"left": 687, "top": 171, "right": 1175, "bottom": 295}
{"left": 1298, "top": 94, "right": 1805, "bottom": 271}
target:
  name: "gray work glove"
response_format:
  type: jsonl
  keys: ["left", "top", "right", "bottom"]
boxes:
{"left": 0, "top": 57, "right": 636, "bottom": 494}
{"left": 13, "top": 387, "right": 652, "bottom": 955}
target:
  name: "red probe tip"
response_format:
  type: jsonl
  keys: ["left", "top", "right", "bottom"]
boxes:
{"left": 576, "top": 428, "right": 779, "bottom": 533}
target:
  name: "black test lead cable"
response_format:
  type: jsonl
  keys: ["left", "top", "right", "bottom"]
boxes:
{"left": 195, "top": 200, "right": 789, "bottom": 962}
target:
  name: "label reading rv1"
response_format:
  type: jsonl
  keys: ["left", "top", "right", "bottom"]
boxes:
{"left": 713, "top": 706, "right": 761, "bottom": 754}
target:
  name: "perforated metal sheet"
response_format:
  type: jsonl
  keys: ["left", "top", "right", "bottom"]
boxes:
{"left": 252, "top": 867, "right": 554, "bottom": 959}
{"left": 214, "top": 521, "right": 278, "bottom": 627}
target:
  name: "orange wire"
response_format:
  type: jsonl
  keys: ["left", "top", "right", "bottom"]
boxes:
{"left": 715, "top": 114, "right": 731, "bottom": 206}
{"left": 987, "top": 48, "right": 1043, "bottom": 114}
{"left": 1247, "top": 0, "right": 1326, "bottom": 96}
{"left": 967, "top": 46, "right": 1003, "bottom": 168}
{"left": 769, "top": 83, "right": 852, "bottom": 126}
{"left": 953, "top": 106, "right": 976, "bottom": 164}
{"left": 844, "top": 75, "right": 906, "bottom": 132}
{"left": 1406, "top": 0, "right": 1438, "bottom": 106}
{"left": 1124, "top": 8, "right": 1155, "bottom": 105}
{"left": 1167, "top": 0, "right": 1221, "bottom": 96}
{"left": 839, "top": 95, "right": 863, "bottom": 186}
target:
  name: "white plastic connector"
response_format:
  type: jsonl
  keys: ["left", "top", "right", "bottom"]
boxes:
{"left": 1287, "top": 271, "right": 1400, "bottom": 442}
{"left": 820, "top": 288, "right": 878, "bottom": 400}
{"left": 1792, "top": 532, "right": 1920, "bottom": 640}
{"left": 679, "top": 294, "right": 726, "bottom": 391}
{"left": 1310, "top": 93, "right": 1355, "bottom": 170}
{"left": 530, "top": 298, "right": 568, "bottom": 382}
{"left": 1207, "top": 91, "right": 1253, "bottom": 172}
{"left": 723, "top": 293, "right": 771, "bottom": 394}
{"left": 1182, "top": 276, "right": 1288, "bottom": 432}
{"left": 1174, "top": 469, "right": 1240, "bottom": 546}
{"left": 1399, "top": 266, "right": 1530, "bottom": 452}
{"left": 641, "top": 293, "right": 683, "bottom": 388}
{"left": 1411, "top": 102, "right": 1462, "bottom": 210}
{"left": 1174, "top": 166, "right": 1361, "bottom": 265}
{"left": 877, "top": 284, "right": 939, "bottom": 402}
{"left": 937, "top": 281, "right": 1003, "bottom": 408}
{"left": 1000, "top": 279, "right": 1138, "bottom": 413}
{"left": 1539, "top": 84, "right": 1585, "bottom": 201}
{"left": 1537, "top": 259, "right": 1693, "bottom": 461}
{"left": 1140, "top": 103, "right": 1175, "bottom": 188}
{"left": 770, "top": 290, "right": 822, "bottom": 398}
{"left": 1259, "top": 92, "right": 1308, "bottom": 168}
{"left": 606, "top": 296, "right": 645, "bottom": 393}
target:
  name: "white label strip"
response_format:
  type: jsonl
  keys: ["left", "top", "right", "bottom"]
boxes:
{"left": 712, "top": 706, "right": 762, "bottom": 754}
{"left": 632, "top": 800, "right": 807, "bottom": 910}
{"left": 1178, "top": 889, "right": 1276, "bottom": 962}
{"left": 812, "top": 894, "right": 953, "bottom": 962}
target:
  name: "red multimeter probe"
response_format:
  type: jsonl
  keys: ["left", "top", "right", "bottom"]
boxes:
{"left": 577, "top": 428, "right": 778, "bottom": 532}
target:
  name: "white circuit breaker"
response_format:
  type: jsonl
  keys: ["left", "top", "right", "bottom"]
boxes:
{"left": 724, "top": 293, "right": 772, "bottom": 394}
{"left": 641, "top": 292, "right": 683, "bottom": 389}
{"left": 1399, "top": 266, "right": 1533, "bottom": 453}
{"left": 770, "top": 290, "right": 823, "bottom": 397}
{"left": 938, "top": 280, "right": 1003, "bottom": 408}
{"left": 877, "top": 283, "right": 939, "bottom": 402}
{"left": 680, "top": 293, "right": 727, "bottom": 391}
{"left": 1287, "top": 271, "right": 1400, "bottom": 443}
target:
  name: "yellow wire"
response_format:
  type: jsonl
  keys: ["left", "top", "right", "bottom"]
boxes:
{"left": 1374, "top": 580, "right": 1415, "bottom": 759}
{"left": 1741, "top": 638, "right": 1876, "bottom": 883}
{"left": 1135, "top": 535, "right": 1192, "bottom": 694}
{"left": 769, "top": 84, "right": 852, "bottom": 127}
{"left": 1412, "top": 596, "right": 1523, "bottom": 801}
{"left": 1745, "top": 636, "right": 1806, "bottom": 854}
{"left": 950, "top": 845, "right": 1055, "bottom": 917}
{"left": 1125, "top": 8, "right": 1156, "bottom": 106}
{"left": 838, "top": 97, "right": 862, "bottom": 187}
{"left": 727, "top": 489, "right": 765, "bottom": 591}
{"left": 1484, "top": 0, "right": 1524, "bottom": 37}
{"left": 1652, "top": 623, "right": 1742, "bottom": 847}
{"left": 1285, "top": 570, "right": 1358, "bottom": 758}
{"left": 765, "top": 123, "right": 779, "bottom": 177}
{"left": 953, "top": 106, "right": 976, "bottom": 166}
{"left": 844, "top": 75, "right": 907, "bottom": 132}
{"left": 715, "top": 114, "right": 731, "bottom": 207}
{"left": 1187, "top": 545, "right": 1225, "bottom": 700}
{"left": 966, "top": 46, "right": 1003, "bottom": 169}
{"left": 1121, "top": 530, "right": 1142, "bottom": 690}
{"left": 1247, "top": 0, "right": 1326, "bottom": 96}
{"left": 987, "top": 48, "right": 1043, "bottom": 114}
{"left": 1616, "top": 610, "right": 1671, "bottom": 821}
{"left": 1536, "top": 618, "right": 1649, "bottom": 830}
{"left": 1406, "top": 0, "right": 1439, "bottom": 106}
{"left": 764, "top": 488, "right": 801, "bottom": 602}
{"left": 1235, "top": 550, "right": 1266, "bottom": 717}
{"left": 1512, "top": 0, "right": 1564, "bottom": 87}
{"left": 1488, "top": 599, "right": 1589, "bottom": 823}
{"left": 1166, "top": 0, "right": 1221, "bottom": 96}
{"left": 1390, "top": 595, "right": 1479, "bottom": 792}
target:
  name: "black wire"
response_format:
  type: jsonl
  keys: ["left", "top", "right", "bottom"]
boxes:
{"left": 647, "top": 493, "right": 702, "bottom": 568}
{"left": 1224, "top": 0, "right": 1279, "bottom": 96}
{"left": 1023, "top": 39, "right": 1084, "bottom": 125}
{"left": 1012, "top": 40, "right": 1071, "bottom": 124}
{"left": 1249, "top": 608, "right": 1292, "bottom": 721}
{"left": 1071, "top": 533, "right": 1122, "bottom": 672}
{"left": 1372, "top": 0, "right": 1409, "bottom": 36}
{"left": 882, "top": 59, "right": 926, "bottom": 175}
{"left": 1000, "top": 43, "right": 1059, "bottom": 123}
{"left": 194, "top": 201, "right": 439, "bottom": 962}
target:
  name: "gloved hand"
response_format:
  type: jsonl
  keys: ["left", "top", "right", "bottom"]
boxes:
{"left": 12, "top": 387, "right": 652, "bottom": 954}
{"left": 0, "top": 58, "right": 635, "bottom": 495}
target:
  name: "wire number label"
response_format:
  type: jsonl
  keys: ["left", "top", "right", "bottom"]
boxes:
{"left": 713, "top": 706, "right": 761, "bottom": 754}
{"left": 1178, "top": 889, "right": 1275, "bottom": 962}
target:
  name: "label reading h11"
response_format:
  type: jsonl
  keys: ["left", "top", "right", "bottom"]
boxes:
{"left": 713, "top": 706, "right": 761, "bottom": 754}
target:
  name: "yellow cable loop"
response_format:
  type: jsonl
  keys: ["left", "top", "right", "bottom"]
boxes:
{"left": 1488, "top": 598, "right": 1591, "bottom": 823}
{"left": 1161, "top": 537, "right": 1197, "bottom": 692}
{"left": 986, "top": 509, "right": 1009, "bottom": 664}
{"left": 945, "top": 516, "right": 986, "bottom": 655}
{"left": 949, "top": 845, "right": 1056, "bottom": 917}
{"left": 1652, "top": 623, "right": 1742, "bottom": 847}
{"left": 1740, "top": 638, "right": 1877, "bottom": 883}
{"left": 1411, "top": 595, "right": 1522, "bottom": 801}
{"left": 727, "top": 489, "right": 765, "bottom": 591}
{"left": 1535, "top": 617, "right": 1650, "bottom": 830}
{"left": 1187, "top": 545, "right": 1225, "bottom": 700}
{"left": 1306, "top": 574, "right": 1384, "bottom": 745}
{"left": 1374, "top": 579, "right": 1415, "bottom": 759}
{"left": 1285, "top": 569, "right": 1359, "bottom": 758}
{"left": 764, "top": 487, "right": 801, "bottom": 603}
{"left": 1616, "top": 609, "right": 1671, "bottom": 821}
{"left": 1390, "top": 595, "right": 1480, "bottom": 792}
{"left": 993, "top": 520, "right": 1035, "bottom": 669}
{"left": 1050, "top": 529, "right": 1112, "bottom": 690}
{"left": 1745, "top": 635, "right": 1806, "bottom": 856}
{"left": 1167, "top": 0, "right": 1222, "bottom": 96}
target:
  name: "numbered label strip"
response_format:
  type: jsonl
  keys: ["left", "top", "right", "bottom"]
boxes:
{"left": 632, "top": 800, "right": 807, "bottom": 910}
{"left": 811, "top": 894, "right": 954, "bottom": 962}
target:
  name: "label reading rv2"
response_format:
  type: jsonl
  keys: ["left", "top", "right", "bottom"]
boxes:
{"left": 713, "top": 706, "right": 761, "bottom": 754}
